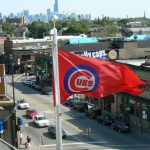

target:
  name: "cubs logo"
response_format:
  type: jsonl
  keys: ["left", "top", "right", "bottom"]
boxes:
{"left": 64, "top": 65, "right": 99, "bottom": 93}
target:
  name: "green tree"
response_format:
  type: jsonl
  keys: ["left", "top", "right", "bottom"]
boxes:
{"left": 104, "top": 24, "right": 119, "bottom": 36}
{"left": 63, "top": 21, "right": 90, "bottom": 35}
{"left": 117, "top": 18, "right": 133, "bottom": 27}
{"left": 27, "top": 21, "right": 50, "bottom": 38}
{"left": 2, "top": 22, "right": 17, "bottom": 36}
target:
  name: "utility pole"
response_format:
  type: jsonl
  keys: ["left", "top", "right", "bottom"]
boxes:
{"left": 10, "top": 54, "right": 17, "bottom": 148}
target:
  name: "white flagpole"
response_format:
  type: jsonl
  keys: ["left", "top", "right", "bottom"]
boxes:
{"left": 52, "top": 18, "right": 63, "bottom": 150}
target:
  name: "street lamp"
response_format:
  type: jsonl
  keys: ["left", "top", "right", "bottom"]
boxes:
{"left": 10, "top": 54, "right": 16, "bottom": 106}
{"left": 9, "top": 53, "right": 18, "bottom": 148}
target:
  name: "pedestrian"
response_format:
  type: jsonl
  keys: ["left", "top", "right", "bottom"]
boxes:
{"left": 19, "top": 131, "right": 23, "bottom": 144}
{"left": 25, "top": 141, "right": 28, "bottom": 149}
{"left": 28, "top": 142, "right": 31, "bottom": 149}
{"left": 26, "top": 136, "right": 31, "bottom": 143}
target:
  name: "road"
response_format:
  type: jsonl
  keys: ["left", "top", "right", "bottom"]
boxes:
{"left": 6, "top": 75, "right": 150, "bottom": 150}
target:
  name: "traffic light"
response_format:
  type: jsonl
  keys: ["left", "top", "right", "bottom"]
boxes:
{"left": 3, "top": 121, "right": 8, "bottom": 129}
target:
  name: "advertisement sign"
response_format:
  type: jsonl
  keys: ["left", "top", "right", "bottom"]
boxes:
{"left": 75, "top": 50, "right": 119, "bottom": 60}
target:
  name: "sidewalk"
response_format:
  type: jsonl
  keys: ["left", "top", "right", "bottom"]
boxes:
{"left": 17, "top": 130, "right": 38, "bottom": 150}
{"left": 132, "top": 123, "right": 150, "bottom": 140}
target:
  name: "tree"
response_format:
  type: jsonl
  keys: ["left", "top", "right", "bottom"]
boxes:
{"left": 63, "top": 21, "right": 90, "bottom": 35}
{"left": 27, "top": 21, "right": 50, "bottom": 38}
{"left": 2, "top": 22, "right": 17, "bottom": 36}
{"left": 117, "top": 18, "right": 133, "bottom": 27}
{"left": 104, "top": 24, "right": 119, "bottom": 36}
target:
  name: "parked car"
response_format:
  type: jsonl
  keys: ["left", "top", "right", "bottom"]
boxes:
{"left": 17, "top": 99, "right": 30, "bottom": 109}
{"left": 33, "top": 115, "right": 50, "bottom": 127}
{"left": 26, "top": 109, "right": 42, "bottom": 119}
{"left": 73, "top": 101, "right": 88, "bottom": 112}
{"left": 48, "top": 125, "right": 66, "bottom": 139}
{"left": 97, "top": 114, "right": 114, "bottom": 125}
{"left": 63, "top": 98, "right": 79, "bottom": 107}
{"left": 41, "top": 86, "right": 52, "bottom": 95}
{"left": 22, "top": 79, "right": 33, "bottom": 85}
{"left": 111, "top": 121, "right": 131, "bottom": 133}
{"left": 85, "top": 106, "right": 102, "bottom": 119}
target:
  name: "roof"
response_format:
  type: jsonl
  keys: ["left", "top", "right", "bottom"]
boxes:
{"left": 127, "top": 35, "right": 150, "bottom": 41}
{"left": 60, "top": 42, "right": 110, "bottom": 52}
{"left": 12, "top": 38, "right": 52, "bottom": 44}
{"left": 66, "top": 37, "right": 98, "bottom": 44}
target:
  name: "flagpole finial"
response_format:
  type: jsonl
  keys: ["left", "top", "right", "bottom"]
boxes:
{"left": 52, "top": 15, "right": 58, "bottom": 29}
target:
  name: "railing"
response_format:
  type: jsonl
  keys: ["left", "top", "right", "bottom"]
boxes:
{"left": 0, "top": 138, "right": 18, "bottom": 150}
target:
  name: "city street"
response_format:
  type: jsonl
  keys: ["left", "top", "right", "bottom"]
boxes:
{"left": 6, "top": 75, "right": 150, "bottom": 150}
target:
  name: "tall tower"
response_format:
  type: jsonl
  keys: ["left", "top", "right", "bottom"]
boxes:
{"left": 144, "top": 11, "right": 146, "bottom": 19}
{"left": 54, "top": 0, "right": 59, "bottom": 15}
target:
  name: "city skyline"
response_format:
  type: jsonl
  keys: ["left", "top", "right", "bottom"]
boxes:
{"left": 0, "top": 0, "right": 150, "bottom": 19}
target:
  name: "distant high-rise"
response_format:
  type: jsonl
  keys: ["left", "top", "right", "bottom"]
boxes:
{"left": 23, "top": 10, "right": 29, "bottom": 19}
{"left": 54, "top": 0, "right": 59, "bottom": 15}
{"left": 0, "top": 13, "right": 2, "bottom": 20}
{"left": 47, "top": 8, "right": 51, "bottom": 20}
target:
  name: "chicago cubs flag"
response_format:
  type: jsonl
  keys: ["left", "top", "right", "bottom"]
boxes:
{"left": 53, "top": 49, "right": 147, "bottom": 105}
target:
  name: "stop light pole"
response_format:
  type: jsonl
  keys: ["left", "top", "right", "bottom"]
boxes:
{"left": 10, "top": 54, "right": 17, "bottom": 148}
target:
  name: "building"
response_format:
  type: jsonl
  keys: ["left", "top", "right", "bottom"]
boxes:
{"left": 114, "top": 60, "right": 150, "bottom": 130}
{"left": 0, "top": 37, "right": 6, "bottom": 53}
{"left": 0, "top": 64, "right": 16, "bottom": 147}
{"left": 54, "top": 0, "right": 59, "bottom": 15}
{"left": 4, "top": 37, "right": 52, "bottom": 74}
{"left": 5, "top": 17, "right": 26, "bottom": 25}
{"left": 47, "top": 9, "right": 51, "bottom": 21}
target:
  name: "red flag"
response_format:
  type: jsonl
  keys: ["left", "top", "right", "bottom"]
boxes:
{"left": 53, "top": 49, "right": 147, "bottom": 105}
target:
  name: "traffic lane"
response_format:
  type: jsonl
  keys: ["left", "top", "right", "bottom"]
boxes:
{"left": 64, "top": 108, "right": 150, "bottom": 147}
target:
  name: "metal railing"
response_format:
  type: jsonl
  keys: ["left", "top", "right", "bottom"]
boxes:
{"left": 0, "top": 138, "right": 17, "bottom": 150}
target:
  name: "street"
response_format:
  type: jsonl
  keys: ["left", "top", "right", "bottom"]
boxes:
{"left": 6, "top": 75, "right": 150, "bottom": 150}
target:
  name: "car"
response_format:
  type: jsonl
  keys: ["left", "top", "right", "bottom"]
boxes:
{"left": 111, "top": 121, "right": 131, "bottom": 133}
{"left": 85, "top": 106, "right": 102, "bottom": 119}
{"left": 48, "top": 125, "right": 66, "bottom": 139}
{"left": 17, "top": 99, "right": 30, "bottom": 109}
{"left": 73, "top": 101, "right": 88, "bottom": 112}
{"left": 33, "top": 115, "right": 50, "bottom": 127}
{"left": 63, "top": 98, "right": 79, "bottom": 107}
{"left": 97, "top": 114, "right": 115, "bottom": 125}
{"left": 23, "top": 79, "right": 33, "bottom": 85}
{"left": 26, "top": 109, "right": 41, "bottom": 119}
{"left": 42, "top": 86, "right": 52, "bottom": 95}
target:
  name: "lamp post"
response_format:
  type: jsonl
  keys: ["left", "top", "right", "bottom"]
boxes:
{"left": 9, "top": 53, "right": 17, "bottom": 148}
{"left": 10, "top": 54, "right": 16, "bottom": 105}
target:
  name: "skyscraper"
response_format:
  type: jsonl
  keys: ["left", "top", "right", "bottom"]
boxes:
{"left": 23, "top": 10, "right": 29, "bottom": 19}
{"left": 47, "top": 8, "right": 51, "bottom": 20}
{"left": 54, "top": 0, "right": 58, "bottom": 15}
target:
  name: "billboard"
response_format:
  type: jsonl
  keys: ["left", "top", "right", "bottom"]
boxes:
{"left": 74, "top": 50, "right": 119, "bottom": 60}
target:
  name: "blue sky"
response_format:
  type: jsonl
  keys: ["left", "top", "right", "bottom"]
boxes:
{"left": 1, "top": 0, "right": 150, "bottom": 19}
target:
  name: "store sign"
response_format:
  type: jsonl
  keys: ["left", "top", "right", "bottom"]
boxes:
{"left": 75, "top": 50, "right": 118, "bottom": 60}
